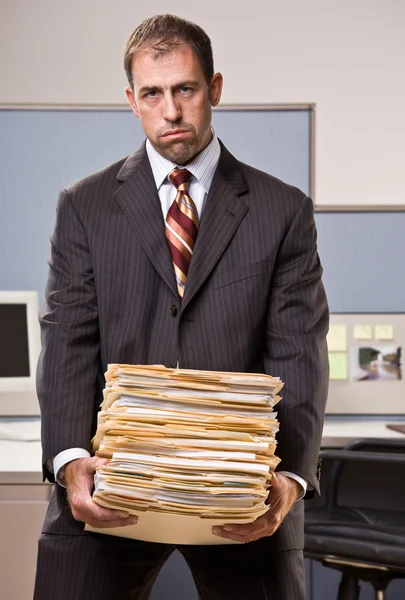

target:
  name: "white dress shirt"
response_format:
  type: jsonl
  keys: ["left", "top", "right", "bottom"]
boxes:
{"left": 53, "top": 132, "right": 307, "bottom": 498}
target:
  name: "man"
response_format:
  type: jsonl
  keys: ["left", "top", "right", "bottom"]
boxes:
{"left": 35, "top": 13, "right": 329, "bottom": 600}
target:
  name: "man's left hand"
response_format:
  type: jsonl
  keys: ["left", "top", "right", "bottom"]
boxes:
{"left": 212, "top": 472, "right": 301, "bottom": 543}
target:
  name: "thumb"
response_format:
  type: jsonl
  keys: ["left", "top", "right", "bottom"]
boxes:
{"left": 88, "top": 456, "right": 109, "bottom": 469}
{"left": 271, "top": 471, "right": 279, "bottom": 485}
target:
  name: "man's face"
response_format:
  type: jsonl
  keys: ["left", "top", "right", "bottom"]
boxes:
{"left": 126, "top": 45, "right": 223, "bottom": 164}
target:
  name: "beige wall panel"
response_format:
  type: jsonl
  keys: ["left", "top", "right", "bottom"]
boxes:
{"left": 1, "top": 0, "right": 404, "bottom": 207}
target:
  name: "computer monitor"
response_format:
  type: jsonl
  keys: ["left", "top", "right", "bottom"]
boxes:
{"left": 0, "top": 291, "right": 41, "bottom": 416}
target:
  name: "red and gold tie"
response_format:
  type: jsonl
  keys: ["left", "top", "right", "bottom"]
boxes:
{"left": 165, "top": 168, "right": 199, "bottom": 298}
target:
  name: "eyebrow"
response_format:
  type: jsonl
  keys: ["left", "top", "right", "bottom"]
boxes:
{"left": 138, "top": 80, "right": 201, "bottom": 95}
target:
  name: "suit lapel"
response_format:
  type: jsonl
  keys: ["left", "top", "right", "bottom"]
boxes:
{"left": 181, "top": 143, "right": 249, "bottom": 313}
{"left": 114, "top": 141, "right": 249, "bottom": 307}
{"left": 114, "top": 144, "right": 177, "bottom": 297}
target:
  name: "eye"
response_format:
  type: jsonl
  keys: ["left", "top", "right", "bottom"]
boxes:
{"left": 181, "top": 86, "right": 192, "bottom": 93}
{"left": 145, "top": 89, "right": 158, "bottom": 98}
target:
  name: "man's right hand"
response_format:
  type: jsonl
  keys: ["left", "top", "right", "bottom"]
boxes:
{"left": 64, "top": 456, "right": 138, "bottom": 529}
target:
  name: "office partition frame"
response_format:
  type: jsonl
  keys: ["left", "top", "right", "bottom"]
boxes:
{"left": 1, "top": 102, "right": 316, "bottom": 203}
{"left": 2, "top": 102, "right": 404, "bottom": 212}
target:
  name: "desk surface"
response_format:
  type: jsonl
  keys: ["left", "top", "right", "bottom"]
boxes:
{"left": 0, "top": 418, "right": 404, "bottom": 485}
{"left": 321, "top": 419, "right": 405, "bottom": 447}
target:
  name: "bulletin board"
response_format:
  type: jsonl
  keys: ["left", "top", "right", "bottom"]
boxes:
{"left": 326, "top": 314, "right": 405, "bottom": 415}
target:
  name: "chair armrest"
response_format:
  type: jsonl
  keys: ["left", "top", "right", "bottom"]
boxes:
{"left": 320, "top": 449, "right": 405, "bottom": 464}
{"left": 320, "top": 438, "right": 405, "bottom": 509}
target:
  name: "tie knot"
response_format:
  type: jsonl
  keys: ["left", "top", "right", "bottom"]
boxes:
{"left": 169, "top": 168, "right": 192, "bottom": 191}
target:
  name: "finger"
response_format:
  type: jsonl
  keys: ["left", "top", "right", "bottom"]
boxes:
{"left": 221, "top": 523, "right": 258, "bottom": 536}
{"left": 70, "top": 496, "right": 137, "bottom": 523}
{"left": 211, "top": 527, "right": 256, "bottom": 543}
{"left": 213, "top": 510, "right": 282, "bottom": 539}
{"left": 94, "top": 457, "right": 109, "bottom": 469}
{"left": 86, "top": 456, "right": 109, "bottom": 471}
{"left": 85, "top": 500, "right": 136, "bottom": 521}
{"left": 269, "top": 471, "right": 286, "bottom": 492}
{"left": 220, "top": 515, "right": 269, "bottom": 536}
{"left": 85, "top": 516, "right": 138, "bottom": 529}
{"left": 83, "top": 455, "right": 107, "bottom": 468}
{"left": 73, "top": 505, "right": 138, "bottom": 526}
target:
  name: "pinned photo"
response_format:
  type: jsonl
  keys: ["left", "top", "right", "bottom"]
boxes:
{"left": 352, "top": 346, "right": 402, "bottom": 381}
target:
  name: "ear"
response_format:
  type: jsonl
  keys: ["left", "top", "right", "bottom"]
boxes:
{"left": 125, "top": 86, "right": 140, "bottom": 118}
{"left": 209, "top": 73, "right": 223, "bottom": 107}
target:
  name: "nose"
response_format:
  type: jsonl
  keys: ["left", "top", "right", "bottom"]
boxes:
{"left": 162, "top": 92, "right": 181, "bottom": 122}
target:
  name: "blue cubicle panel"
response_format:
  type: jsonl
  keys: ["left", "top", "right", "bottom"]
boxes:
{"left": 0, "top": 108, "right": 311, "bottom": 304}
{"left": 315, "top": 212, "right": 405, "bottom": 314}
{"left": 1, "top": 109, "right": 404, "bottom": 316}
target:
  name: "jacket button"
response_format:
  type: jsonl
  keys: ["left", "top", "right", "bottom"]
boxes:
{"left": 170, "top": 305, "right": 178, "bottom": 317}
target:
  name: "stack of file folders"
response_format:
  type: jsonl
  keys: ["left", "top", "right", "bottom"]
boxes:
{"left": 85, "top": 364, "right": 283, "bottom": 544}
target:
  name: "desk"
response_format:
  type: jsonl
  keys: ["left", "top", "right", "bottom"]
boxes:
{"left": 0, "top": 440, "right": 42, "bottom": 485}
{"left": 0, "top": 418, "right": 404, "bottom": 600}
{"left": 1, "top": 417, "right": 404, "bottom": 480}
{"left": 321, "top": 418, "right": 405, "bottom": 447}
{"left": 0, "top": 419, "right": 50, "bottom": 600}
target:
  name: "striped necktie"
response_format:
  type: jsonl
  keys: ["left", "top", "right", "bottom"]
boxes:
{"left": 165, "top": 168, "right": 199, "bottom": 298}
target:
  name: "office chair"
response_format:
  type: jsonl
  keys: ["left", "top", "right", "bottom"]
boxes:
{"left": 304, "top": 438, "right": 405, "bottom": 600}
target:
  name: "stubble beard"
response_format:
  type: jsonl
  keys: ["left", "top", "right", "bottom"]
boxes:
{"left": 159, "top": 139, "right": 200, "bottom": 165}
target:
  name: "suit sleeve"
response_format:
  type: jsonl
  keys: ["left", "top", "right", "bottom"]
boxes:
{"left": 37, "top": 189, "right": 100, "bottom": 482}
{"left": 264, "top": 195, "right": 329, "bottom": 494}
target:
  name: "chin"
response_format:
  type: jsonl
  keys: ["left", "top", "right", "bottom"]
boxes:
{"left": 160, "top": 141, "right": 198, "bottom": 165}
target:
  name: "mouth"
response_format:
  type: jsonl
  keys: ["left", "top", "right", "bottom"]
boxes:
{"left": 161, "top": 129, "right": 190, "bottom": 140}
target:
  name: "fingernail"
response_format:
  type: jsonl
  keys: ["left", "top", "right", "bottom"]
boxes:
{"left": 127, "top": 518, "right": 137, "bottom": 525}
{"left": 223, "top": 525, "right": 235, "bottom": 532}
{"left": 212, "top": 527, "right": 222, "bottom": 535}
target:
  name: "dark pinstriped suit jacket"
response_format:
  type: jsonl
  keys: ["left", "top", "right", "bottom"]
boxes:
{"left": 37, "top": 140, "right": 329, "bottom": 549}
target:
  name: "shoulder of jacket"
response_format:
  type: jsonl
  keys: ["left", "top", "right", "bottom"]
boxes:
{"left": 237, "top": 160, "right": 309, "bottom": 213}
{"left": 64, "top": 156, "right": 128, "bottom": 197}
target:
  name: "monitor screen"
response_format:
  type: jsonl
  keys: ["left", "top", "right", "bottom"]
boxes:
{"left": 0, "top": 291, "right": 41, "bottom": 415}
{"left": 0, "top": 304, "right": 30, "bottom": 377}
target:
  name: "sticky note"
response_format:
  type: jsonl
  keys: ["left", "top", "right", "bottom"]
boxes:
{"left": 374, "top": 325, "right": 394, "bottom": 340}
{"left": 329, "top": 352, "right": 348, "bottom": 381}
{"left": 327, "top": 324, "right": 347, "bottom": 352}
{"left": 354, "top": 324, "right": 373, "bottom": 340}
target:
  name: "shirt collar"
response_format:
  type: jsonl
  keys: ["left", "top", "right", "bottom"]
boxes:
{"left": 146, "top": 129, "right": 221, "bottom": 194}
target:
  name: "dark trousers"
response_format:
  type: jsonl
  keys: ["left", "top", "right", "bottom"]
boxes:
{"left": 34, "top": 532, "right": 305, "bottom": 600}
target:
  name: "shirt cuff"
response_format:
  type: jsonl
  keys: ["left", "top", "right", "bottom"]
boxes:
{"left": 53, "top": 448, "right": 91, "bottom": 487}
{"left": 277, "top": 471, "right": 308, "bottom": 500}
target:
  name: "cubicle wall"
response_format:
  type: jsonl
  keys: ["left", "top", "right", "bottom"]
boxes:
{"left": 1, "top": 106, "right": 405, "bottom": 599}
{"left": 0, "top": 106, "right": 312, "bottom": 301}
{"left": 2, "top": 107, "right": 405, "bottom": 416}
{"left": 2, "top": 107, "right": 405, "bottom": 312}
